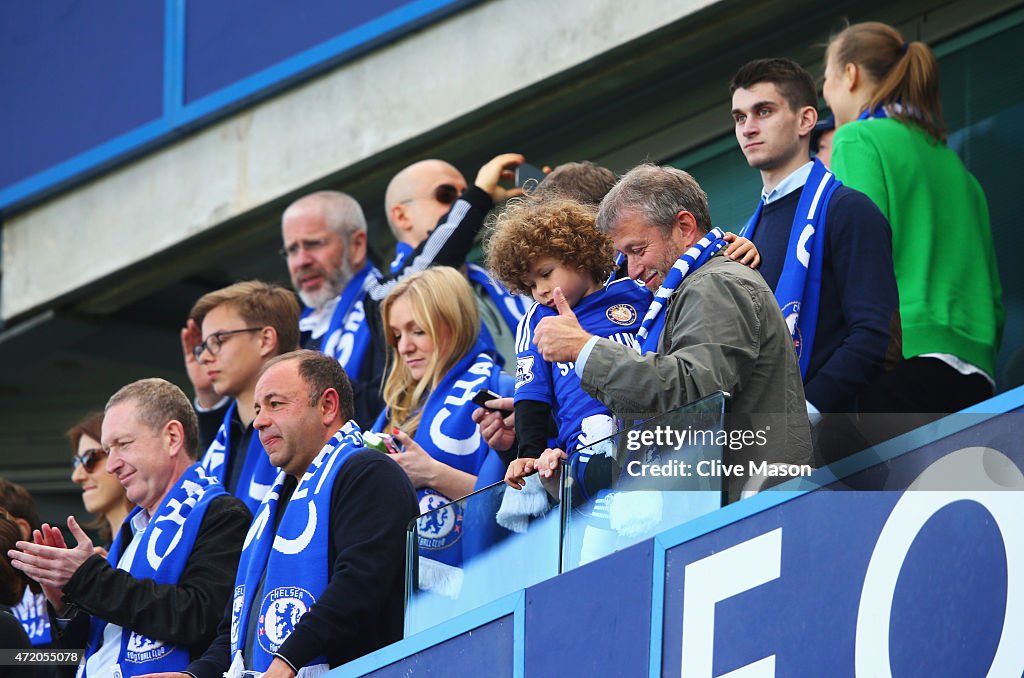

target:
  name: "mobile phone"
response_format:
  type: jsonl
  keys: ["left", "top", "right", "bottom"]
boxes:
{"left": 384, "top": 436, "right": 404, "bottom": 454}
{"left": 471, "top": 389, "right": 512, "bottom": 414}
{"left": 515, "top": 163, "right": 547, "bottom": 191}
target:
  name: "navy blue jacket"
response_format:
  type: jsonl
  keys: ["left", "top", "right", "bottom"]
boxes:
{"left": 750, "top": 185, "right": 898, "bottom": 412}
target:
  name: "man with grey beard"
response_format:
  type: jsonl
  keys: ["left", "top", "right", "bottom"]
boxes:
{"left": 280, "top": 191, "right": 374, "bottom": 367}
{"left": 280, "top": 190, "right": 386, "bottom": 430}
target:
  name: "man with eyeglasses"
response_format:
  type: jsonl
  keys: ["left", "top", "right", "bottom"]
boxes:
{"left": 277, "top": 190, "right": 382, "bottom": 432}
{"left": 8, "top": 378, "right": 251, "bottom": 678}
{"left": 384, "top": 158, "right": 532, "bottom": 373}
{"left": 269, "top": 153, "right": 525, "bottom": 430}
{"left": 185, "top": 281, "right": 302, "bottom": 513}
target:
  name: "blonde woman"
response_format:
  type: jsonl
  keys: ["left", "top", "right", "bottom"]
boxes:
{"left": 373, "top": 267, "right": 513, "bottom": 574}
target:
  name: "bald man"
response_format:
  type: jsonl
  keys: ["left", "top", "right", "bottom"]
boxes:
{"left": 385, "top": 159, "right": 468, "bottom": 255}
{"left": 385, "top": 159, "right": 531, "bottom": 372}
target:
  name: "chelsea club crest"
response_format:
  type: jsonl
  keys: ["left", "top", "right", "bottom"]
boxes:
{"left": 606, "top": 304, "right": 637, "bottom": 326}
{"left": 125, "top": 632, "right": 172, "bottom": 664}
{"left": 259, "top": 586, "right": 316, "bottom": 654}
{"left": 416, "top": 489, "right": 463, "bottom": 550}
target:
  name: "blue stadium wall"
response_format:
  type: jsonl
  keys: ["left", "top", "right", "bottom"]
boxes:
{"left": 328, "top": 390, "right": 1024, "bottom": 677}
{"left": 0, "top": 0, "right": 477, "bottom": 212}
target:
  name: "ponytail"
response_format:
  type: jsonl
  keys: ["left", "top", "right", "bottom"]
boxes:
{"left": 830, "top": 21, "right": 945, "bottom": 142}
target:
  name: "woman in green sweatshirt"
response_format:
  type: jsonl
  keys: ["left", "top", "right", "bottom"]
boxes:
{"left": 822, "top": 21, "right": 1004, "bottom": 413}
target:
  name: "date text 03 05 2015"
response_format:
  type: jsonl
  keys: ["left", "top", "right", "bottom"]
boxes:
{"left": 0, "top": 650, "right": 84, "bottom": 665}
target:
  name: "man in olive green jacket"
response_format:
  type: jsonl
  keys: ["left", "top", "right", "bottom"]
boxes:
{"left": 533, "top": 164, "right": 812, "bottom": 500}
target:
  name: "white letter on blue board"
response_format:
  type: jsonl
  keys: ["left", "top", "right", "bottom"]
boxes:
{"left": 680, "top": 527, "right": 782, "bottom": 677}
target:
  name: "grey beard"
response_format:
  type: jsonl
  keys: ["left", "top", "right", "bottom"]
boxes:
{"left": 298, "top": 260, "right": 355, "bottom": 310}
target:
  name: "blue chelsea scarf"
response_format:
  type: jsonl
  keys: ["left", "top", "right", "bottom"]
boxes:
{"left": 635, "top": 227, "right": 727, "bottom": 355}
{"left": 230, "top": 421, "right": 365, "bottom": 674}
{"left": 739, "top": 159, "right": 840, "bottom": 376}
{"left": 82, "top": 464, "right": 226, "bottom": 678}
{"left": 307, "top": 262, "right": 379, "bottom": 380}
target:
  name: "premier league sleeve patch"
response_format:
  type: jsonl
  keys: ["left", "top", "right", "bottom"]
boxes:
{"left": 515, "top": 356, "right": 535, "bottom": 388}
{"left": 606, "top": 304, "right": 637, "bottom": 325}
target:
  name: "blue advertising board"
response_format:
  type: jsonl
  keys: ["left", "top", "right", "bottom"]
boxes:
{"left": 657, "top": 412, "right": 1024, "bottom": 677}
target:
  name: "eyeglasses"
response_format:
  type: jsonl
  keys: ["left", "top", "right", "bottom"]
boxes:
{"left": 72, "top": 448, "right": 108, "bottom": 473}
{"left": 192, "top": 328, "right": 263, "bottom": 360}
{"left": 400, "top": 184, "right": 460, "bottom": 206}
{"left": 279, "top": 238, "right": 333, "bottom": 260}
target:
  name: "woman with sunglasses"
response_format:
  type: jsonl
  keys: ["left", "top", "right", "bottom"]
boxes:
{"left": 66, "top": 412, "right": 134, "bottom": 549}
{"left": 372, "top": 267, "right": 514, "bottom": 588}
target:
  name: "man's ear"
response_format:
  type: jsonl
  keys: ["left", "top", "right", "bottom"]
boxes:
{"left": 259, "top": 326, "right": 280, "bottom": 357}
{"left": 390, "top": 204, "right": 413, "bottom": 236}
{"left": 673, "top": 210, "right": 700, "bottom": 247}
{"left": 164, "top": 420, "right": 186, "bottom": 458}
{"left": 319, "top": 388, "right": 341, "bottom": 424}
{"left": 797, "top": 104, "right": 818, "bottom": 139}
{"left": 348, "top": 230, "right": 368, "bottom": 267}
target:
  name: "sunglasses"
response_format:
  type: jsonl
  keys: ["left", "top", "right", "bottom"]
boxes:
{"left": 401, "top": 184, "right": 460, "bottom": 206}
{"left": 72, "top": 447, "right": 108, "bottom": 473}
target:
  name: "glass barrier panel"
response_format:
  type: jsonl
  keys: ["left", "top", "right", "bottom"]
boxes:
{"left": 404, "top": 391, "right": 730, "bottom": 636}
{"left": 404, "top": 472, "right": 560, "bottom": 637}
{"left": 561, "top": 392, "right": 727, "bottom": 571}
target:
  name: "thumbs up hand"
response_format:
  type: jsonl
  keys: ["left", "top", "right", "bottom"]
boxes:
{"left": 552, "top": 287, "right": 575, "bottom": 320}
{"left": 533, "top": 287, "right": 593, "bottom": 363}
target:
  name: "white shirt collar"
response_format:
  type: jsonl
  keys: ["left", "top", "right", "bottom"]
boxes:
{"left": 298, "top": 295, "right": 340, "bottom": 340}
{"left": 761, "top": 161, "right": 814, "bottom": 205}
{"left": 130, "top": 509, "right": 150, "bottom": 535}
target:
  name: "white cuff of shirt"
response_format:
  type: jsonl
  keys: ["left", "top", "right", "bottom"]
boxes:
{"left": 574, "top": 336, "right": 601, "bottom": 378}
{"left": 806, "top": 399, "right": 822, "bottom": 427}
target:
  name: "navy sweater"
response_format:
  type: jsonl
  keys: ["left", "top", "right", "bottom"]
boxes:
{"left": 750, "top": 185, "right": 898, "bottom": 412}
